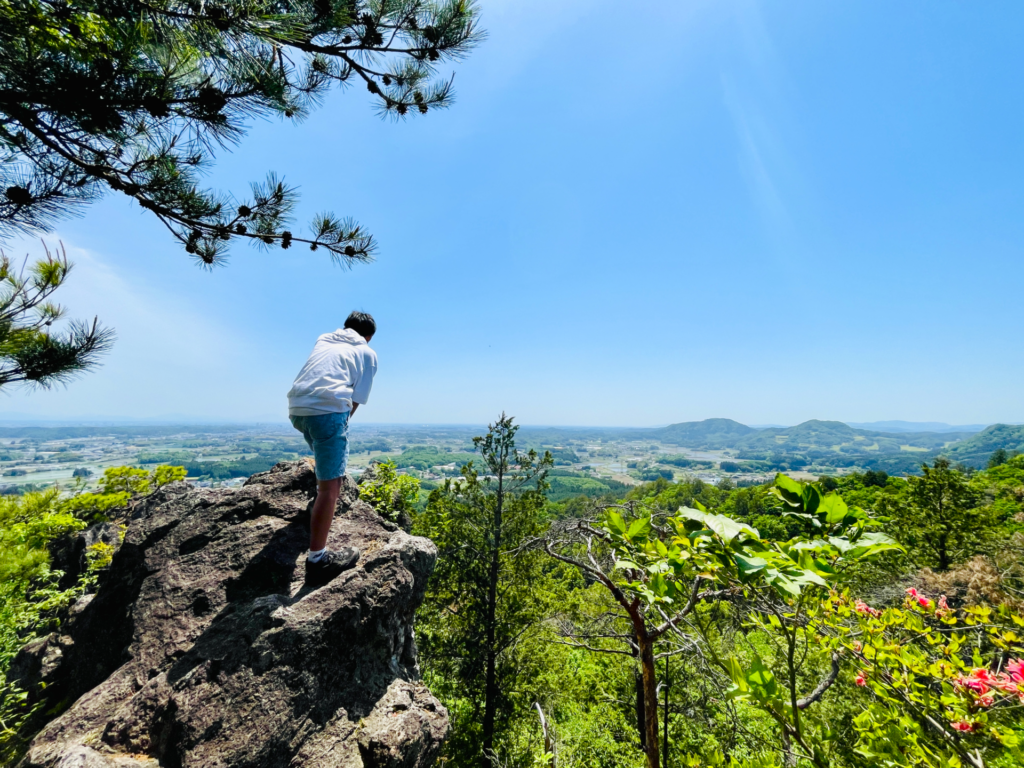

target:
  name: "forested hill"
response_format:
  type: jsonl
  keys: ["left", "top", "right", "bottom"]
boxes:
{"left": 643, "top": 418, "right": 1018, "bottom": 471}
{"left": 941, "top": 424, "right": 1024, "bottom": 466}
{"left": 646, "top": 418, "right": 756, "bottom": 448}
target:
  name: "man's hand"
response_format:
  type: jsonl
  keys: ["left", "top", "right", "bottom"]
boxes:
{"left": 350, "top": 403, "right": 359, "bottom": 419}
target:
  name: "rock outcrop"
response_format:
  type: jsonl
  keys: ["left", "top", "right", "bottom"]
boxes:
{"left": 11, "top": 461, "right": 447, "bottom": 768}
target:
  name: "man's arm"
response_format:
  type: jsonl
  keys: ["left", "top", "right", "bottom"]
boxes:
{"left": 349, "top": 350, "right": 376, "bottom": 421}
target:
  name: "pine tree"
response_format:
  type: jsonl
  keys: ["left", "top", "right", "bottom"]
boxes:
{"left": 0, "top": 0, "right": 482, "bottom": 266}
{"left": 415, "top": 414, "right": 553, "bottom": 767}
{"left": 887, "top": 457, "right": 987, "bottom": 570}
{"left": 0, "top": 242, "right": 113, "bottom": 388}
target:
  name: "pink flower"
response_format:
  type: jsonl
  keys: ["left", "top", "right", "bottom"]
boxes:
{"left": 906, "top": 587, "right": 919, "bottom": 597}
{"left": 992, "top": 677, "right": 1019, "bottom": 694}
{"left": 852, "top": 641, "right": 862, "bottom": 652}
{"left": 855, "top": 600, "right": 881, "bottom": 618}
{"left": 855, "top": 673, "right": 867, "bottom": 687}
{"left": 955, "top": 669, "right": 993, "bottom": 695}
{"left": 938, "top": 595, "right": 949, "bottom": 610}
{"left": 1007, "top": 659, "right": 1024, "bottom": 683}
{"left": 977, "top": 695, "right": 995, "bottom": 708}
{"left": 966, "top": 679, "right": 990, "bottom": 694}
{"left": 917, "top": 596, "right": 931, "bottom": 608}
{"left": 951, "top": 721, "right": 974, "bottom": 732}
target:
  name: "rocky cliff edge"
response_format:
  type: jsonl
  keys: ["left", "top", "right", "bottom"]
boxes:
{"left": 10, "top": 461, "right": 447, "bottom": 768}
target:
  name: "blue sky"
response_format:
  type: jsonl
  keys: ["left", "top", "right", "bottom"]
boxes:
{"left": 3, "top": 0, "right": 1023, "bottom": 426}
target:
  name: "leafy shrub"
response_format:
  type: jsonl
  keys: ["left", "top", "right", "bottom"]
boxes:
{"left": 0, "top": 465, "right": 185, "bottom": 761}
{"left": 62, "top": 465, "right": 186, "bottom": 522}
{"left": 358, "top": 460, "right": 420, "bottom": 523}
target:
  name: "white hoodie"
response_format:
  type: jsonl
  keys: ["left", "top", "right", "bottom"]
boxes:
{"left": 286, "top": 329, "right": 378, "bottom": 416}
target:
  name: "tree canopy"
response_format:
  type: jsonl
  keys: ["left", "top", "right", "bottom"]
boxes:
{"left": 0, "top": 0, "right": 482, "bottom": 266}
{"left": 0, "top": 242, "right": 112, "bottom": 389}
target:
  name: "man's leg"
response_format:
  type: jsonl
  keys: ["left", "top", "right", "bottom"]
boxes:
{"left": 302, "top": 412, "right": 359, "bottom": 583}
{"left": 309, "top": 477, "right": 343, "bottom": 552}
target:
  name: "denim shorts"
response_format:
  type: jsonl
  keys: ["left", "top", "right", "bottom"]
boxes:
{"left": 289, "top": 412, "right": 350, "bottom": 481}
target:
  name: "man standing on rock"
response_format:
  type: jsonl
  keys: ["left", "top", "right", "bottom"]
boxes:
{"left": 287, "top": 311, "right": 378, "bottom": 583}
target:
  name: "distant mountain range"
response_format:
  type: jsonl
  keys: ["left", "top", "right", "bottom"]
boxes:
{"left": 642, "top": 418, "right": 1024, "bottom": 472}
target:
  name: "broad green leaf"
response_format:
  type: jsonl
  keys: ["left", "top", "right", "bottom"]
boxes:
{"left": 725, "top": 657, "right": 748, "bottom": 690}
{"left": 747, "top": 655, "right": 778, "bottom": 697}
{"left": 801, "top": 484, "right": 823, "bottom": 513}
{"left": 765, "top": 568, "right": 802, "bottom": 597}
{"left": 627, "top": 516, "right": 652, "bottom": 541}
{"left": 605, "top": 511, "right": 626, "bottom": 535}
{"left": 679, "top": 508, "right": 759, "bottom": 544}
{"left": 844, "top": 531, "right": 904, "bottom": 560}
{"left": 733, "top": 552, "right": 768, "bottom": 580}
{"left": 819, "top": 494, "right": 849, "bottom": 524}
{"left": 650, "top": 572, "right": 669, "bottom": 598}
{"left": 790, "top": 568, "right": 828, "bottom": 588}
{"left": 773, "top": 473, "right": 804, "bottom": 506}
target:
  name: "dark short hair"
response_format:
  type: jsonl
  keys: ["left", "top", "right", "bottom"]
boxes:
{"left": 344, "top": 311, "right": 376, "bottom": 339}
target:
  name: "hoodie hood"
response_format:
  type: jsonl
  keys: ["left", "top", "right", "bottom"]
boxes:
{"left": 322, "top": 328, "right": 367, "bottom": 345}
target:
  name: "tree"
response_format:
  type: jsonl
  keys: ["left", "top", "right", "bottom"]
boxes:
{"left": 0, "top": 242, "right": 112, "bottom": 389}
{"left": 888, "top": 458, "right": 987, "bottom": 571}
{"left": 988, "top": 448, "right": 1009, "bottom": 469}
{"left": 544, "top": 476, "right": 901, "bottom": 768}
{"left": 1, "top": 0, "right": 482, "bottom": 266}
{"left": 415, "top": 414, "right": 553, "bottom": 767}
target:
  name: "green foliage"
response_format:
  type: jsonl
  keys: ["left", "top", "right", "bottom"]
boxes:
{"left": 412, "top": 449, "right": 1024, "bottom": 768}
{"left": 988, "top": 448, "right": 1010, "bottom": 468}
{"left": 377, "top": 445, "right": 479, "bottom": 471}
{"left": 0, "top": 243, "right": 113, "bottom": 389}
{"left": 358, "top": 460, "right": 419, "bottom": 523}
{"left": 603, "top": 475, "right": 899, "bottom": 608}
{"left": 62, "top": 464, "right": 185, "bottom": 521}
{"left": 415, "top": 414, "right": 554, "bottom": 765}
{"left": 944, "top": 425, "right": 1024, "bottom": 469}
{"left": 0, "top": 488, "right": 84, "bottom": 661}
{"left": 545, "top": 473, "right": 629, "bottom": 503}
{"left": 0, "top": 0, "right": 481, "bottom": 265}
{"left": 638, "top": 468, "right": 674, "bottom": 482}
{"left": 544, "top": 474, "right": 902, "bottom": 768}
{"left": 977, "top": 453, "right": 1024, "bottom": 527}
{"left": 884, "top": 457, "right": 992, "bottom": 571}
{"left": 816, "top": 587, "right": 1024, "bottom": 767}
{"left": 626, "top": 476, "right": 730, "bottom": 513}
{"left": 657, "top": 455, "right": 715, "bottom": 469}
{"left": 0, "top": 465, "right": 182, "bottom": 762}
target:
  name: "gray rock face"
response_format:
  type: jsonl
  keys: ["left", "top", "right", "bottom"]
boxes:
{"left": 14, "top": 461, "right": 447, "bottom": 768}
